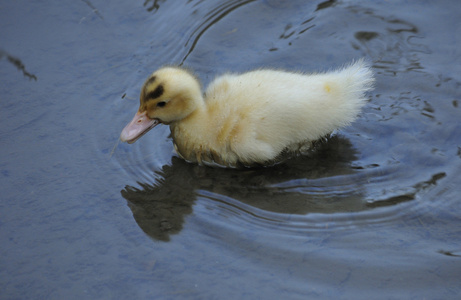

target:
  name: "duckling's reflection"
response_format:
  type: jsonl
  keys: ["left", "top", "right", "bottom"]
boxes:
{"left": 121, "top": 136, "right": 364, "bottom": 241}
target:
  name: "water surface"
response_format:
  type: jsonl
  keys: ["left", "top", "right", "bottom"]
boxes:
{"left": 1, "top": 0, "right": 460, "bottom": 299}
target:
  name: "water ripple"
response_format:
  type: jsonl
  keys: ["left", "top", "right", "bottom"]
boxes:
{"left": 110, "top": 0, "right": 461, "bottom": 246}
{"left": 197, "top": 189, "right": 410, "bottom": 235}
{"left": 181, "top": 0, "right": 256, "bottom": 63}
{"left": 117, "top": 131, "right": 452, "bottom": 242}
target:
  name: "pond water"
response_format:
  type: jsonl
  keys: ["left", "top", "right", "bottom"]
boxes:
{"left": 1, "top": 0, "right": 461, "bottom": 299}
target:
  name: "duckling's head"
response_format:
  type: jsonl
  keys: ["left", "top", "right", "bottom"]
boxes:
{"left": 120, "top": 67, "right": 203, "bottom": 143}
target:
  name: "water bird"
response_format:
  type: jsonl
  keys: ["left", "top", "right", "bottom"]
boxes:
{"left": 120, "top": 59, "right": 374, "bottom": 167}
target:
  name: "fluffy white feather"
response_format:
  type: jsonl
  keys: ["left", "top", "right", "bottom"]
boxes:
{"left": 120, "top": 59, "right": 374, "bottom": 167}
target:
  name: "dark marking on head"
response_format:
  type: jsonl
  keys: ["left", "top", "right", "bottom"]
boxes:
{"left": 141, "top": 75, "right": 158, "bottom": 103}
{"left": 144, "top": 75, "right": 156, "bottom": 88}
{"left": 146, "top": 84, "right": 164, "bottom": 101}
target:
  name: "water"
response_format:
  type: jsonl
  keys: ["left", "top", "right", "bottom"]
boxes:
{"left": 1, "top": 0, "right": 461, "bottom": 299}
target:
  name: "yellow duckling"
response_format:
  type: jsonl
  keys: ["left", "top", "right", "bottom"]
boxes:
{"left": 120, "top": 59, "right": 374, "bottom": 167}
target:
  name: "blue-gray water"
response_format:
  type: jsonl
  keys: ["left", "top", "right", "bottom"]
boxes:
{"left": 1, "top": 0, "right": 461, "bottom": 299}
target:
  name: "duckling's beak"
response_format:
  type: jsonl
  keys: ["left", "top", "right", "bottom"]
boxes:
{"left": 120, "top": 111, "right": 159, "bottom": 144}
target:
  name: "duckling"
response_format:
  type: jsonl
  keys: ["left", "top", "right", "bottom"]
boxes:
{"left": 120, "top": 59, "right": 374, "bottom": 167}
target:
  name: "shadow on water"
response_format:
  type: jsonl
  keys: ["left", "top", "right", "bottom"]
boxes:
{"left": 121, "top": 136, "right": 368, "bottom": 241}
{"left": 121, "top": 128, "right": 448, "bottom": 241}
{"left": 0, "top": 49, "right": 37, "bottom": 81}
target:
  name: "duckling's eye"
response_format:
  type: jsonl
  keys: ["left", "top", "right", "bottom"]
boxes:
{"left": 157, "top": 101, "right": 166, "bottom": 107}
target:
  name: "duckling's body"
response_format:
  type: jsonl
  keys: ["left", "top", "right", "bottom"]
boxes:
{"left": 121, "top": 60, "right": 374, "bottom": 167}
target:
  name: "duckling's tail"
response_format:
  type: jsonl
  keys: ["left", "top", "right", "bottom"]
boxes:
{"left": 330, "top": 58, "right": 375, "bottom": 127}
{"left": 343, "top": 58, "right": 375, "bottom": 94}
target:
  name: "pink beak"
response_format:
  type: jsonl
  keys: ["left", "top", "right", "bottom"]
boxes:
{"left": 120, "top": 111, "right": 159, "bottom": 144}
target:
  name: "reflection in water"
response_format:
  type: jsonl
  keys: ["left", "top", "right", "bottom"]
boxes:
{"left": 80, "top": 0, "right": 104, "bottom": 20}
{"left": 0, "top": 50, "right": 37, "bottom": 81}
{"left": 315, "top": 0, "right": 338, "bottom": 11}
{"left": 143, "top": 0, "right": 166, "bottom": 12}
{"left": 349, "top": 7, "right": 429, "bottom": 74}
{"left": 366, "top": 172, "right": 446, "bottom": 208}
{"left": 121, "top": 136, "right": 368, "bottom": 241}
{"left": 180, "top": 0, "right": 257, "bottom": 64}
